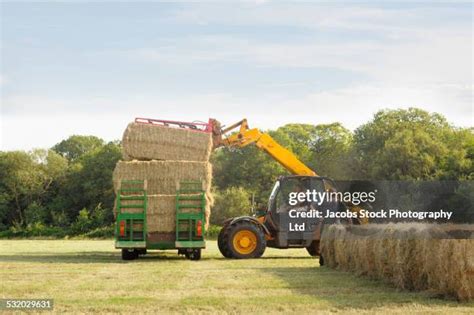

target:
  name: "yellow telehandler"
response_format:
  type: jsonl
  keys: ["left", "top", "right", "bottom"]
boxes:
{"left": 210, "top": 119, "right": 366, "bottom": 260}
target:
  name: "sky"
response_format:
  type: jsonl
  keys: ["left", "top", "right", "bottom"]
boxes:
{"left": 1, "top": 1, "right": 473, "bottom": 151}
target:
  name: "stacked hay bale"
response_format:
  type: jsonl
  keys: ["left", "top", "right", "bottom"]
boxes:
{"left": 121, "top": 122, "right": 212, "bottom": 162}
{"left": 321, "top": 223, "right": 474, "bottom": 301}
{"left": 113, "top": 122, "right": 213, "bottom": 242}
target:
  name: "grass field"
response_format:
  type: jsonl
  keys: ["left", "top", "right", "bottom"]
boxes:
{"left": 1, "top": 240, "right": 473, "bottom": 314}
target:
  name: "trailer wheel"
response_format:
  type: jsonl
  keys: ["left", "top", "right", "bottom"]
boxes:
{"left": 121, "top": 249, "right": 136, "bottom": 261}
{"left": 185, "top": 249, "right": 201, "bottom": 261}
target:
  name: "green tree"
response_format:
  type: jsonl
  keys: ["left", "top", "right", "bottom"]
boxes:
{"left": 353, "top": 108, "right": 472, "bottom": 180}
{"left": 211, "top": 187, "right": 252, "bottom": 225}
{"left": 24, "top": 201, "right": 48, "bottom": 225}
{"left": 52, "top": 135, "right": 104, "bottom": 162}
{"left": 378, "top": 129, "right": 446, "bottom": 179}
{"left": 30, "top": 149, "right": 68, "bottom": 200}
{"left": 271, "top": 124, "right": 316, "bottom": 163}
{"left": 71, "top": 208, "right": 92, "bottom": 233}
{"left": 50, "top": 141, "right": 121, "bottom": 225}
{"left": 77, "top": 142, "right": 121, "bottom": 211}
{"left": 0, "top": 149, "right": 67, "bottom": 227}
{"left": 0, "top": 151, "right": 45, "bottom": 226}
{"left": 308, "top": 123, "right": 353, "bottom": 179}
{"left": 212, "top": 145, "right": 283, "bottom": 205}
{"left": 440, "top": 128, "right": 474, "bottom": 179}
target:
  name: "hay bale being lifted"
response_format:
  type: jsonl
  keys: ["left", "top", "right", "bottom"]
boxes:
{"left": 122, "top": 122, "right": 213, "bottom": 162}
{"left": 113, "top": 160, "right": 212, "bottom": 195}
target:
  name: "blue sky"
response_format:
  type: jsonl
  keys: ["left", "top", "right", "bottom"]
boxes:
{"left": 1, "top": 1, "right": 472, "bottom": 150}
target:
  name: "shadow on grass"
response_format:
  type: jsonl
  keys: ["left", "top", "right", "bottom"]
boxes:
{"left": 0, "top": 251, "right": 206, "bottom": 264}
{"left": 258, "top": 256, "right": 312, "bottom": 260}
{"left": 260, "top": 266, "right": 467, "bottom": 310}
{"left": 0, "top": 251, "right": 315, "bottom": 264}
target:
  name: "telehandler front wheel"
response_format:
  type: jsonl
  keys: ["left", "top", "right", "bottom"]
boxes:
{"left": 222, "top": 221, "right": 266, "bottom": 259}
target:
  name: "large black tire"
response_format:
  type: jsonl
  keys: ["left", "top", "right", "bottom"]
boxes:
{"left": 305, "top": 240, "right": 320, "bottom": 257}
{"left": 121, "top": 249, "right": 136, "bottom": 261}
{"left": 221, "top": 221, "right": 266, "bottom": 259}
{"left": 217, "top": 224, "right": 233, "bottom": 258}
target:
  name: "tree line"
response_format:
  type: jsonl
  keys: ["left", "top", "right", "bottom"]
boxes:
{"left": 0, "top": 108, "right": 472, "bottom": 236}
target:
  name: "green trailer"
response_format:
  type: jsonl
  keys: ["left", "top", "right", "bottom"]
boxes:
{"left": 115, "top": 180, "right": 206, "bottom": 260}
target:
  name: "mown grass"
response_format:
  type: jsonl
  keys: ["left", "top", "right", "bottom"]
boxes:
{"left": 0, "top": 240, "right": 473, "bottom": 314}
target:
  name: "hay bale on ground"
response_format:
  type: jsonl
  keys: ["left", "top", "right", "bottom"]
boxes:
{"left": 321, "top": 223, "right": 474, "bottom": 301}
{"left": 113, "top": 160, "right": 212, "bottom": 195}
{"left": 122, "top": 122, "right": 212, "bottom": 162}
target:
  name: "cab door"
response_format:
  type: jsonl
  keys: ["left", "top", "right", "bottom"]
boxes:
{"left": 266, "top": 177, "right": 325, "bottom": 247}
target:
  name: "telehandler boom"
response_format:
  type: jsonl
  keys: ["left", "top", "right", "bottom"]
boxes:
{"left": 211, "top": 119, "right": 316, "bottom": 176}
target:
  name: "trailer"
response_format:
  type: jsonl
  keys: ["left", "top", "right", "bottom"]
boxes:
{"left": 115, "top": 180, "right": 206, "bottom": 260}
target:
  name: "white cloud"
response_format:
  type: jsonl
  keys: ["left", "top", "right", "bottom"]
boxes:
{"left": 120, "top": 28, "right": 471, "bottom": 97}
{"left": 121, "top": 8, "right": 472, "bottom": 86}
{"left": 171, "top": 3, "right": 468, "bottom": 37}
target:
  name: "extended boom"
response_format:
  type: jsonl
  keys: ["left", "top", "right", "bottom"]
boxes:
{"left": 211, "top": 119, "right": 316, "bottom": 176}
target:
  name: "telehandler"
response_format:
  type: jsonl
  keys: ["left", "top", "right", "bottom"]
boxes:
{"left": 209, "top": 118, "right": 365, "bottom": 260}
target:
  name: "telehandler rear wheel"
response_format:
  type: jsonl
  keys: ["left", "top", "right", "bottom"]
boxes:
{"left": 221, "top": 221, "right": 266, "bottom": 259}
